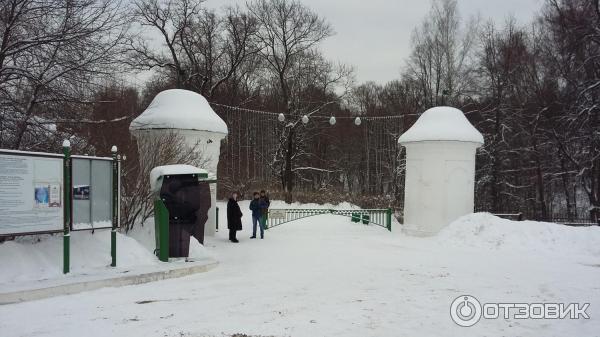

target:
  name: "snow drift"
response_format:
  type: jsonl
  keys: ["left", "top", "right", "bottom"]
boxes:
{"left": 437, "top": 212, "right": 600, "bottom": 257}
{"left": 0, "top": 230, "right": 158, "bottom": 284}
{"left": 0, "top": 226, "right": 214, "bottom": 285}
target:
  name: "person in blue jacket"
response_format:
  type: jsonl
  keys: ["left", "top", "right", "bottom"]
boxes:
{"left": 249, "top": 191, "right": 266, "bottom": 239}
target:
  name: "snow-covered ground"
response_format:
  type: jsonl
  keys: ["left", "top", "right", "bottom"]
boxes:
{"left": 0, "top": 226, "right": 210, "bottom": 286}
{"left": 1, "top": 200, "right": 599, "bottom": 336}
{"left": 0, "top": 231, "right": 158, "bottom": 284}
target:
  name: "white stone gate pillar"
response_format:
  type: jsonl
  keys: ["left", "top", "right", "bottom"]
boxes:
{"left": 398, "top": 107, "right": 484, "bottom": 236}
{"left": 130, "top": 89, "right": 228, "bottom": 238}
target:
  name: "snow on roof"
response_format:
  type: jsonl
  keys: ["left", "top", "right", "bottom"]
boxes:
{"left": 150, "top": 164, "right": 208, "bottom": 191}
{"left": 0, "top": 149, "right": 64, "bottom": 158}
{"left": 398, "top": 106, "right": 484, "bottom": 144}
{"left": 130, "top": 89, "right": 228, "bottom": 134}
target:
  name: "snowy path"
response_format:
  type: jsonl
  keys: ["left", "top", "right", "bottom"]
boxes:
{"left": 1, "top": 206, "right": 599, "bottom": 336}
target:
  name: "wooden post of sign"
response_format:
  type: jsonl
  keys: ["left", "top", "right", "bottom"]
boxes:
{"left": 63, "top": 140, "right": 72, "bottom": 274}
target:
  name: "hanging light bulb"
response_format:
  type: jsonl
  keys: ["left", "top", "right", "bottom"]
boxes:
{"left": 354, "top": 116, "right": 362, "bottom": 126}
{"left": 329, "top": 116, "right": 336, "bottom": 125}
{"left": 278, "top": 113, "right": 285, "bottom": 122}
{"left": 302, "top": 115, "right": 309, "bottom": 124}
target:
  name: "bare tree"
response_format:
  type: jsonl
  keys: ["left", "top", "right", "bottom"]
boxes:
{"left": 542, "top": 0, "right": 600, "bottom": 220}
{"left": 130, "top": 0, "right": 260, "bottom": 98}
{"left": 247, "top": 0, "right": 333, "bottom": 111}
{"left": 247, "top": 0, "right": 353, "bottom": 202}
{"left": 0, "top": 0, "right": 130, "bottom": 151}
{"left": 474, "top": 19, "right": 533, "bottom": 212}
{"left": 405, "top": 0, "right": 478, "bottom": 107}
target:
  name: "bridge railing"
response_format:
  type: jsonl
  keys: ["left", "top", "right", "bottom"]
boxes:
{"left": 267, "top": 208, "right": 392, "bottom": 231}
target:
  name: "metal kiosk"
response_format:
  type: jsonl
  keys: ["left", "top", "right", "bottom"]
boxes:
{"left": 151, "top": 165, "right": 214, "bottom": 262}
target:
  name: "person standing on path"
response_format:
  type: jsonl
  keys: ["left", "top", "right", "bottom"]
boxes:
{"left": 249, "top": 192, "right": 263, "bottom": 239}
{"left": 227, "top": 192, "right": 243, "bottom": 243}
{"left": 259, "top": 190, "right": 270, "bottom": 237}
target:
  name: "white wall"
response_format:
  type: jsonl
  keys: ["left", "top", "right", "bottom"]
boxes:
{"left": 402, "top": 141, "right": 479, "bottom": 236}
{"left": 176, "top": 130, "right": 226, "bottom": 176}
{"left": 178, "top": 129, "right": 225, "bottom": 237}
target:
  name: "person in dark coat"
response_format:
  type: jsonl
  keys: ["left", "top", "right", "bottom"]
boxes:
{"left": 227, "top": 192, "right": 243, "bottom": 243}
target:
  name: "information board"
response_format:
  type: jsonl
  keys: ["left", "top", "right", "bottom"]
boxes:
{"left": 72, "top": 157, "right": 112, "bottom": 230}
{"left": 0, "top": 153, "right": 63, "bottom": 235}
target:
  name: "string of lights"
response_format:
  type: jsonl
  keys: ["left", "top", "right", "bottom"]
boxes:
{"left": 212, "top": 102, "right": 404, "bottom": 194}
{"left": 209, "top": 102, "right": 412, "bottom": 126}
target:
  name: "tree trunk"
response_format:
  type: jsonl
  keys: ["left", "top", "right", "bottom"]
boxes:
{"left": 559, "top": 158, "right": 574, "bottom": 220}
{"left": 533, "top": 142, "right": 548, "bottom": 220}
{"left": 492, "top": 101, "right": 503, "bottom": 211}
{"left": 283, "top": 127, "right": 295, "bottom": 203}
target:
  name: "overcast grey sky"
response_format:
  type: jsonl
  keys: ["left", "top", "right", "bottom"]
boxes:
{"left": 208, "top": 0, "right": 542, "bottom": 84}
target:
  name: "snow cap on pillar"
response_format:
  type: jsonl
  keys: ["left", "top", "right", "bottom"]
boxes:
{"left": 130, "top": 89, "right": 228, "bottom": 135}
{"left": 398, "top": 106, "right": 484, "bottom": 237}
{"left": 398, "top": 106, "right": 483, "bottom": 145}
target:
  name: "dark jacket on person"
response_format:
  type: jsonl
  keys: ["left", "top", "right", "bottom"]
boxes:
{"left": 259, "top": 196, "right": 270, "bottom": 216}
{"left": 227, "top": 198, "right": 243, "bottom": 230}
{"left": 249, "top": 199, "right": 262, "bottom": 218}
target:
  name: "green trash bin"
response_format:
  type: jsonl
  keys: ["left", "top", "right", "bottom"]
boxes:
{"left": 151, "top": 165, "right": 209, "bottom": 262}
